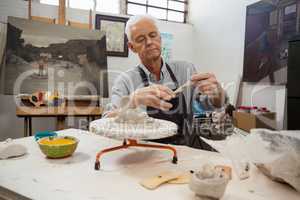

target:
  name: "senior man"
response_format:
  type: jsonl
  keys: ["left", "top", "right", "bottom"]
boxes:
{"left": 106, "top": 14, "right": 227, "bottom": 147}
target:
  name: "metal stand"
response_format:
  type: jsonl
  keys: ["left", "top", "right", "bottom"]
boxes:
{"left": 24, "top": 117, "right": 32, "bottom": 137}
{"left": 94, "top": 139, "right": 178, "bottom": 170}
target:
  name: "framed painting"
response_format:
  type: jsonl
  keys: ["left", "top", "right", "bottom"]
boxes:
{"left": 95, "top": 14, "right": 129, "bottom": 57}
{"left": 243, "top": 0, "right": 300, "bottom": 84}
{"left": 1, "top": 16, "right": 109, "bottom": 97}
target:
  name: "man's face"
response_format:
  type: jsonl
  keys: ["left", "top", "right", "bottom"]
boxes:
{"left": 128, "top": 19, "right": 161, "bottom": 62}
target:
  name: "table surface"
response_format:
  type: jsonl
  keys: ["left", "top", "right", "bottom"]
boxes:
{"left": 16, "top": 106, "right": 103, "bottom": 117}
{"left": 0, "top": 129, "right": 299, "bottom": 200}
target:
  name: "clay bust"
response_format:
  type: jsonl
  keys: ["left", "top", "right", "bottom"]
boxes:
{"left": 114, "top": 108, "right": 154, "bottom": 124}
{"left": 114, "top": 96, "right": 154, "bottom": 124}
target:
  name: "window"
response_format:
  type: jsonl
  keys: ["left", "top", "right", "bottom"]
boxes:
{"left": 96, "top": 0, "right": 119, "bottom": 14}
{"left": 40, "top": 0, "right": 120, "bottom": 14}
{"left": 40, "top": 0, "right": 59, "bottom": 6}
{"left": 126, "top": 0, "right": 188, "bottom": 23}
{"left": 68, "top": 0, "right": 94, "bottom": 10}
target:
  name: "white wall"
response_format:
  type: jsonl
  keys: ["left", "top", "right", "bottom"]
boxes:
{"left": 189, "top": 0, "right": 286, "bottom": 129}
{"left": 0, "top": 0, "right": 196, "bottom": 140}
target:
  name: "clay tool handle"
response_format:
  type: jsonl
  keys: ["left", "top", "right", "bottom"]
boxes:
{"left": 173, "top": 80, "right": 193, "bottom": 95}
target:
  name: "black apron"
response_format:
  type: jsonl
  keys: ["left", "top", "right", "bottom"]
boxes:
{"left": 138, "top": 64, "right": 191, "bottom": 145}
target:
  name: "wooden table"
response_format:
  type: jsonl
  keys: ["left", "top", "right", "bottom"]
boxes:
{"left": 16, "top": 106, "right": 103, "bottom": 137}
{"left": 0, "top": 129, "right": 299, "bottom": 200}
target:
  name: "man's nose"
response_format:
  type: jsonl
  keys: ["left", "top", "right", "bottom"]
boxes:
{"left": 145, "top": 36, "right": 154, "bottom": 46}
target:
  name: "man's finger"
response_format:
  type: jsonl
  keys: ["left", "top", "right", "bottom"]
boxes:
{"left": 191, "top": 73, "right": 212, "bottom": 82}
{"left": 154, "top": 100, "right": 173, "bottom": 111}
{"left": 146, "top": 95, "right": 173, "bottom": 110}
{"left": 201, "top": 85, "right": 217, "bottom": 94}
{"left": 155, "top": 85, "right": 175, "bottom": 98}
{"left": 196, "top": 80, "right": 212, "bottom": 88}
{"left": 150, "top": 88, "right": 172, "bottom": 100}
{"left": 198, "top": 84, "right": 218, "bottom": 92}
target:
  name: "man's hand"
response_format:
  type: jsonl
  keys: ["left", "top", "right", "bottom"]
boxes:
{"left": 191, "top": 73, "right": 225, "bottom": 108}
{"left": 130, "top": 84, "right": 175, "bottom": 111}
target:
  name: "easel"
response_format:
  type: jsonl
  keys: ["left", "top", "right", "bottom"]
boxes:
{"left": 28, "top": 0, "right": 56, "bottom": 24}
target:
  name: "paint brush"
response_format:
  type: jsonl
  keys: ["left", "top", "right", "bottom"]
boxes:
{"left": 173, "top": 80, "right": 193, "bottom": 95}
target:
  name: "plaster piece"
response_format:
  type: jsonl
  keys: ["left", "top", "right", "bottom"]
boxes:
{"left": 189, "top": 164, "right": 229, "bottom": 200}
{"left": 0, "top": 138, "right": 27, "bottom": 159}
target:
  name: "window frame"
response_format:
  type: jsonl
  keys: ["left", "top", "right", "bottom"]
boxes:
{"left": 39, "top": 0, "right": 121, "bottom": 14}
{"left": 39, "top": 0, "right": 59, "bottom": 6}
{"left": 125, "top": 0, "right": 188, "bottom": 23}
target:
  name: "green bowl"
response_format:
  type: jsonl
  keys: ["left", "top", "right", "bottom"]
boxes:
{"left": 38, "top": 136, "right": 79, "bottom": 158}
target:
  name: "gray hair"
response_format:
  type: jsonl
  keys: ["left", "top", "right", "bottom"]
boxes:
{"left": 125, "top": 14, "right": 159, "bottom": 42}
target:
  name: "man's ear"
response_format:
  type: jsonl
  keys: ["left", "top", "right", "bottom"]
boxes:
{"left": 128, "top": 42, "right": 137, "bottom": 53}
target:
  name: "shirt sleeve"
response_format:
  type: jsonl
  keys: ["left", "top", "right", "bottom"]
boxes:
{"left": 103, "top": 73, "right": 131, "bottom": 116}
{"left": 112, "top": 73, "right": 132, "bottom": 108}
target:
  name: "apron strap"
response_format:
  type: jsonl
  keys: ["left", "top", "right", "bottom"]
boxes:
{"left": 137, "top": 62, "right": 179, "bottom": 88}
{"left": 137, "top": 66, "right": 150, "bottom": 87}
{"left": 165, "top": 63, "right": 179, "bottom": 89}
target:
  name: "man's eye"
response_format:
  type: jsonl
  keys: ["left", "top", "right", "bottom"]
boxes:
{"left": 150, "top": 33, "right": 158, "bottom": 38}
{"left": 136, "top": 37, "right": 145, "bottom": 43}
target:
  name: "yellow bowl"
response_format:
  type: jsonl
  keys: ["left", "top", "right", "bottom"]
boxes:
{"left": 38, "top": 136, "right": 79, "bottom": 158}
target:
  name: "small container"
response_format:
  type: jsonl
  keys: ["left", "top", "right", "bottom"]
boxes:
{"left": 34, "top": 131, "right": 57, "bottom": 141}
{"left": 250, "top": 106, "right": 258, "bottom": 114}
{"left": 237, "top": 106, "right": 251, "bottom": 113}
{"left": 189, "top": 172, "right": 229, "bottom": 199}
{"left": 37, "top": 136, "right": 79, "bottom": 158}
{"left": 257, "top": 107, "right": 270, "bottom": 114}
